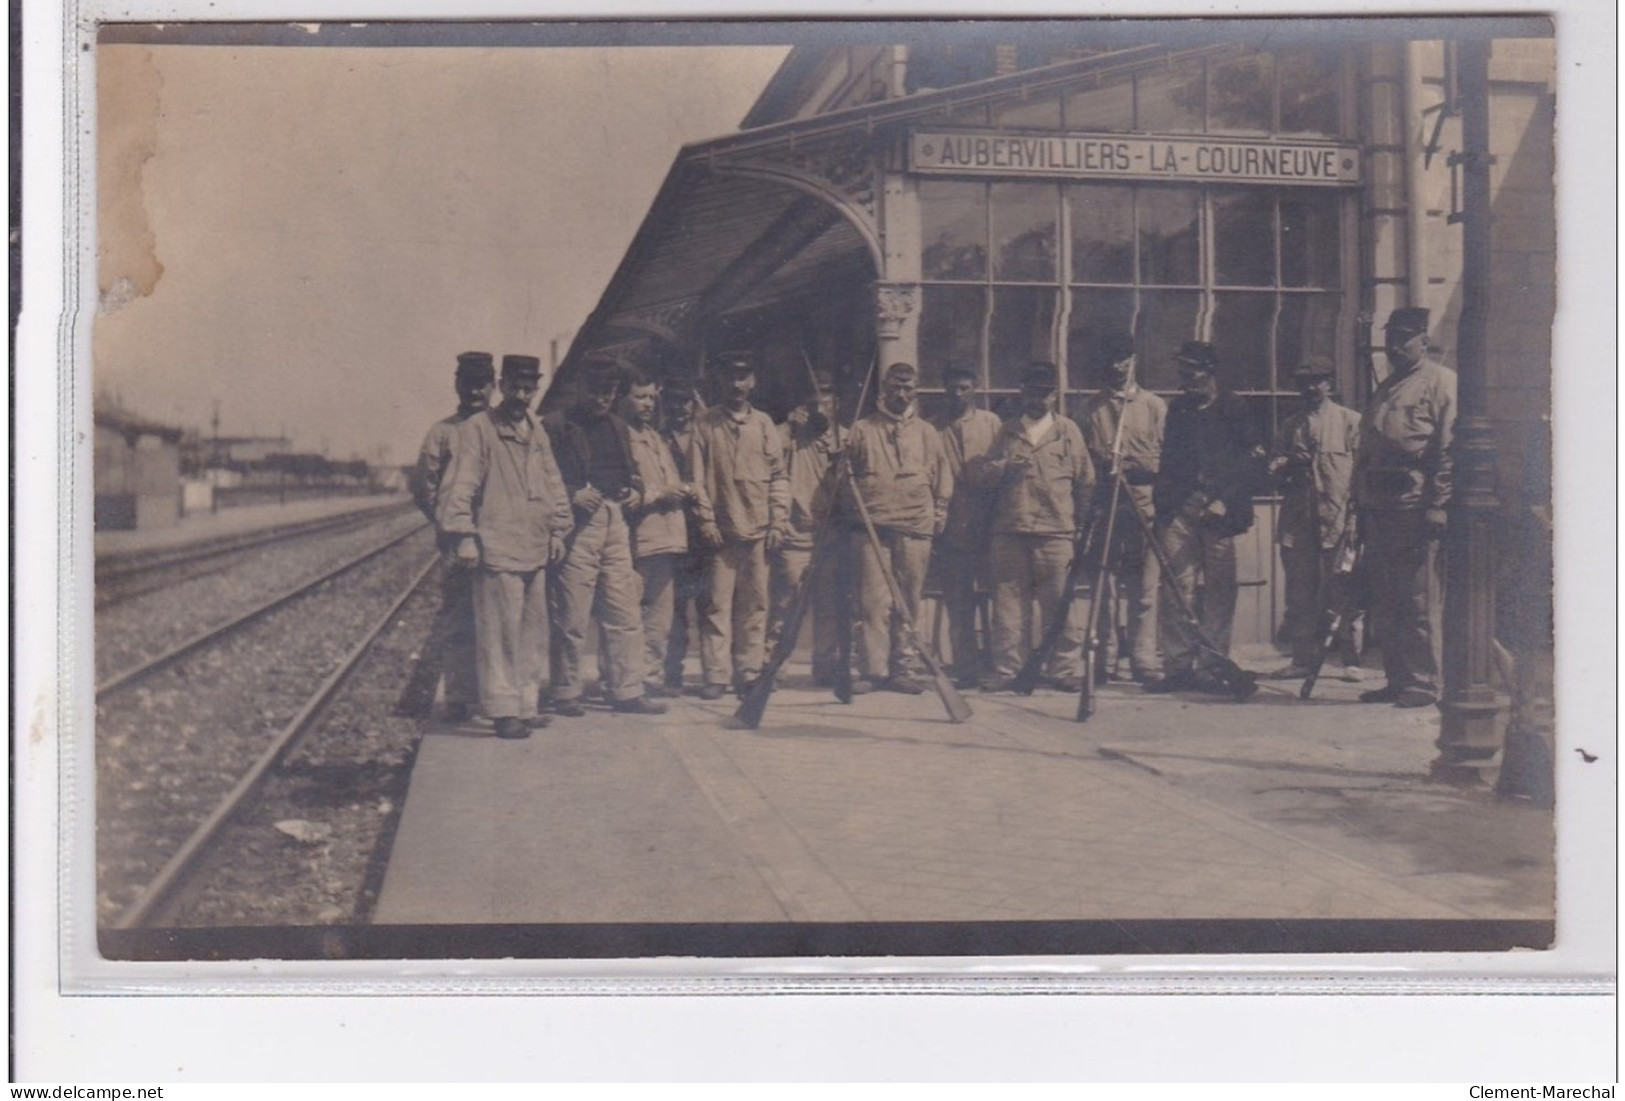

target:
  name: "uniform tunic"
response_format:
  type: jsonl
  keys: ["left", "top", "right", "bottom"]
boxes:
{"left": 437, "top": 408, "right": 572, "bottom": 720}
{"left": 769, "top": 420, "right": 842, "bottom": 677}
{"left": 1272, "top": 399, "right": 1362, "bottom": 667}
{"left": 626, "top": 421, "right": 691, "bottom": 684}
{"left": 930, "top": 405, "right": 1003, "bottom": 676}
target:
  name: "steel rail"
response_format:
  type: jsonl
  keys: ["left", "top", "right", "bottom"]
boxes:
{"left": 95, "top": 520, "right": 430, "bottom": 699}
{"left": 113, "top": 552, "right": 441, "bottom": 930}
{"left": 95, "top": 498, "right": 416, "bottom": 607}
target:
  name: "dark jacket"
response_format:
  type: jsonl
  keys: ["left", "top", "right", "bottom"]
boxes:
{"left": 542, "top": 408, "right": 639, "bottom": 518}
{"left": 1153, "top": 389, "right": 1263, "bottom": 537}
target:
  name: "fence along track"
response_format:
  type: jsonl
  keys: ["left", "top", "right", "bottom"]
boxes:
{"left": 95, "top": 521, "right": 431, "bottom": 699}
{"left": 95, "top": 499, "right": 417, "bottom": 608}
{"left": 113, "top": 552, "right": 441, "bottom": 930}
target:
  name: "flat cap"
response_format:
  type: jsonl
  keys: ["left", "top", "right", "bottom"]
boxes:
{"left": 883, "top": 362, "right": 919, "bottom": 384}
{"left": 943, "top": 364, "right": 978, "bottom": 383}
{"left": 1101, "top": 333, "right": 1137, "bottom": 365}
{"left": 1020, "top": 362, "right": 1059, "bottom": 390}
{"left": 1173, "top": 340, "right": 1219, "bottom": 372}
{"left": 500, "top": 353, "right": 542, "bottom": 379}
{"left": 1290, "top": 357, "right": 1335, "bottom": 382}
{"left": 1384, "top": 307, "right": 1430, "bottom": 336}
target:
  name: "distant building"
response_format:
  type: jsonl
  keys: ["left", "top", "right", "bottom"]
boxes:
{"left": 94, "top": 407, "right": 184, "bottom": 530}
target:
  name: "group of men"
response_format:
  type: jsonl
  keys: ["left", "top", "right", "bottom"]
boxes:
{"left": 409, "top": 305, "right": 1456, "bottom": 738}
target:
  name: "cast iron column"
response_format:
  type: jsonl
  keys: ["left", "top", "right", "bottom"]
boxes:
{"left": 1432, "top": 37, "right": 1502, "bottom": 783}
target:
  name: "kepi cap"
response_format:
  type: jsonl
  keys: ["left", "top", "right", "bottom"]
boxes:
{"left": 1020, "top": 362, "right": 1059, "bottom": 390}
{"left": 883, "top": 362, "right": 918, "bottom": 384}
{"left": 1174, "top": 340, "right": 1219, "bottom": 373}
{"left": 1384, "top": 307, "right": 1430, "bottom": 337}
{"left": 455, "top": 351, "right": 495, "bottom": 383}
{"left": 500, "top": 353, "right": 542, "bottom": 380}
{"left": 1291, "top": 357, "right": 1335, "bottom": 383}
{"left": 1102, "top": 333, "right": 1136, "bottom": 365}
{"left": 712, "top": 352, "right": 756, "bottom": 374}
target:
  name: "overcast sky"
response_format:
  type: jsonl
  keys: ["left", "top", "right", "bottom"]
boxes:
{"left": 94, "top": 43, "right": 789, "bottom": 464}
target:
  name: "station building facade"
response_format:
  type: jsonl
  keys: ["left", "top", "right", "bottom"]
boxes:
{"left": 558, "top": 26, "right": 1555, "bottom": 645}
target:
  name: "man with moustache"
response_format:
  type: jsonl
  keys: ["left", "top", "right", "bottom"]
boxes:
{"left": 436, "top": 354, "right": 572, "bottom": 740}
{"left": 979, "top": 363, "right": 1095, "bottom": 693}
{"left": 688, "top": 355, "right": 790, "bottom": 701}
{"left": 1352, "top": 307, "right": 1457, "bottom": 709}
{"left": 401, "top": 350, "right": 496, "bottom": 721}
{"left": 620, "top": 369, "right": 697, "bottom": 698}
{"left": 929, "top": 365, "right": 1003, "bottom": 688}
{"left": 659, "top": 378, "right": 704, "bottom": 691}
{"left": 1144, "top": 341, "right": 1265, "bottom": 696}
{"left": 1266, "top": 358, "right": 1364, "bottom": 681}
{"left": 1075, "top": 335, "right": 1167, "bottom": 683}
{"left": 842, "top": 361, "right": 953, "bottom": 695}
{"left": 543, "top": 363, "right": 667, "bottom": 717}
{"left": 770, "top": 366, "right": 843, "bottom": 686}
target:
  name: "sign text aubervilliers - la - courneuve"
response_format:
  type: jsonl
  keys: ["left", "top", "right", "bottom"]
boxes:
{"left": 910, "top": 131, "right": 1361, "bottom": 186}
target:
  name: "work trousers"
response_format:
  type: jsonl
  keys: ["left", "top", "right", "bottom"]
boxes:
{"left": 700, "top": 538, "right": 769, "bottom": 687}
{"left": 472, "top": 565, "right": 548, "bottom": 721}
{"left": 636, "top": 552, "right": 679, "bottom": 687}
{"left": 853, "top": 528, "right": 932, "bottom": 680}
{"left": 1362, "top": 508, "right": 1440, "bottom": 692}
{"left": 990, "top": 532, "right": 1083, "bottom": 682}
{"left": 548, "top": 504, "right": 644, "bottom": 704}
{"left": 1098, "top": 534, "right": 1161, "bottom": 678}
{"left": 1157, "top": 504, "right": 1238, "bottom": 674}
{"left": 769, "top": 542, "right": 843, "bottom": 677}
{"left": 937, "top": 542, "right": 988, "bottom": 676}
{"left": 664, "top": 550, "right": 705, "bottom": 687}
{"left": 1280, "top": 542, "right": 1361, "bottom": 668}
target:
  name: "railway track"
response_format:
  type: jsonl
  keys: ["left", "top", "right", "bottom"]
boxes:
{"left": 110, "top": 551, "right": 441, "bottom": 929}
{"left": 94, "top": 498, "right": 416, "bottom": 609}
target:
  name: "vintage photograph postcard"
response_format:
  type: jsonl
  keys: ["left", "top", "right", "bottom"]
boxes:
{"left": 67, "top": 13, "right": 1599, "bottom": 975}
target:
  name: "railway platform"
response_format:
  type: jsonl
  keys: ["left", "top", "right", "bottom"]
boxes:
{"left": 94, "top": 492, "right": 409, "bottom": 559}
{"left": 374, "top": 646, "right": 1554, "bottom": 930}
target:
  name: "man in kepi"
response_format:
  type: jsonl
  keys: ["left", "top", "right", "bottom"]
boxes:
{"left": 1144, "top": 341, "right": 1264, "bottom": 696}
{"left": 688, "top": 354, "right": 789, "bottom": 700}
{"left": 402, "top": 350, "right": 494, "bottom": 721}
{"left": 1267, "top": 357, "right": 1364, "bottom": 681}
{"left": 1075, "top": 334, "right": 1166, "bottom": 684}
{"left": 929, "top": 365, "right": 1003, "bottom": 688}
{"left": 843, "top": 361, "right": 952, "bottom": 695}
{"left": 1353, "top": 307, "right": 1457, "bottom": 708}
{"left": 543, "top": 363, "right": 667, "bottom": 717}
{"left": 980, "top": 362, "right": 1094, "bottom": 693}
{"left": 437, "top": 354, "right": 573, "bottom": 740}
{"left": 770, "top": 366, "right": 842, "bottom": 686}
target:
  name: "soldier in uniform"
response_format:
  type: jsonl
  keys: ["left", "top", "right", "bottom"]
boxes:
{"left": 1266, "top": 358, "right": 1364, "bottom": 680}
{"left": 436, "top": 354, "right": 572, "bottom": 739}
{"left": 770, "top": 367, "right": 842, "bottom": 686}
{"left": 1144, "top": 341, "right": 1264, "bottom": 696}
{"left": 688, "top": 355, "right": 790, "bottom": 700}
{"left": 1353, "top": 307, "right": 1457, "bottom": 708}
{"left": 1075, "top": 335, "right": 1166, "bottom": 683}
{"left": 842, "top": 362, "right": 952, "bottom": 695}
{"left": 929, "top": 365, "right": 1003, "bottom": 688}
{"left": 402, "top": 350, "right": 495, "bottom": 720}
{"left": 621, "top": 369, "right": 697, "bottom": 698}
{"left": 980, "top": 363, "right": 1094, "bottom": 693}
{"left": 543, "top": 364, "right": 667, "bottom": 717}
{"left": 660, "top": 379, "right": 704, "bottom": 691}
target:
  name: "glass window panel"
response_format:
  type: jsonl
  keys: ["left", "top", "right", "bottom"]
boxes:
{"left": 1208, "top": 54, "right": 1274, "bottom": 135}
{"left": 988, "top": 286, "right": 1058, "bottom": 387}
{"left": 990, "top": 182, "right": 1058, "bottom": 282}
{"left": 1064, "top": 288, "right": 1137, "bottom": 390}
{"left": 1135, "top": 66, "right": 1205, "bottom": 133}
{"left": 1136, "top": 289, "right": 1202, "bottom": 391}
{"left": 1214, "top": 190, "right": 1277, "bottom": 287}
{"left": 1280, "top": 191, "right": 1341, "bottom": 288}
{"left": 1276, "top": 293, "right": 1342, "bottom": 392}
{"left": 1063, "top": 80, "right": 1134, "bottom": 132}
{"left": 1137, "top": 188, "right": 1200, "bottom": 285}
{"left": 994, "top": 95, "right": 1063, "bottom": 129}
{"left": 1278, "top": 47, "right": 1343, "bottom": 136}
{"left": 919, "top": 285, "right": 987, "bottom": 389}
{"left": 1068, "top": 184, "right": 1135, "bottom": 284}
{"left": 920, "top": 180, "right": 988, "bottom": 281}
{"left": 1210, "top": 291, "right": 1276, "bottom": 390}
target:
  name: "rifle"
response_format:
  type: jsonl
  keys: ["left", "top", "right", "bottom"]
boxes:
{"left": 1298, "top": 522, "right": 1362, "bottom": 700}
{"left": 1117, "top": 470, "right": 1259, "bottom": 701}
{"left": 1075, "top": 371, "right": 1136, "bottom": 721}
{"left": 734, "top": 354, "right": 872, "bottom": 728}
{"left": 1010, "top": 509, "right": 1100, "bottom": 696}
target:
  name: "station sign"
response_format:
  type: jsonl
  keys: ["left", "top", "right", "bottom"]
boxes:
{"left": 910, "top": 130, "right": 1360, "bottom": 187}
